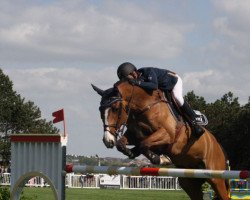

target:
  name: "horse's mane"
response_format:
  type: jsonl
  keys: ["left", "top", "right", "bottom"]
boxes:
{"left": 114, "top": 79, "right": 155, "bottom": 96}
{"left": 113, "top": 79, "right": 128, "bottom": 88}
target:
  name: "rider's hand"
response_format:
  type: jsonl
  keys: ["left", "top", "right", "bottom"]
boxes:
{"left": 128, "top": 79, "right": 141, "bottom": 86}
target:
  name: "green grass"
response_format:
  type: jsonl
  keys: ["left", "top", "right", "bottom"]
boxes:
{"left": 22, "top": 187, "right": 190, "bottom": 200}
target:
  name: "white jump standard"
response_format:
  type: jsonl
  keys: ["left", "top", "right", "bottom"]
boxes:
{"left": 10, "top": 134, "right": 67, "bottom": 200}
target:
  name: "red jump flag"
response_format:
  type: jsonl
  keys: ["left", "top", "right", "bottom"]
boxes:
{"left": 52, "top": 109, "right": 64, "bottom": 123}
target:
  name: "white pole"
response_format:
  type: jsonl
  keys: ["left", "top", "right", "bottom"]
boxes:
{"left": 66, "top": 165, "right": 249, "bottom": 180}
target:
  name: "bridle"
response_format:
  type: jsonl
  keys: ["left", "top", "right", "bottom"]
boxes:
{"left": 99, "top": 85, "right": 135, "bottom": 138}
{"left": 100, "top": 83, "right": 167, "bottom": 138}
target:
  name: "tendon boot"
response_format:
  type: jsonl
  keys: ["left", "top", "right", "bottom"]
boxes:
{"left": 180, "top": 101, "right": 205, "bottom": 138}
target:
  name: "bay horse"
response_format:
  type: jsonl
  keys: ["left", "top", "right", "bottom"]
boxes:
{"left": 92, "top": 81, "right": 229, "bottom": 200}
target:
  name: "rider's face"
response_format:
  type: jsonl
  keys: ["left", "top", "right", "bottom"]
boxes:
{"left": 127, "top": 71, "right": 138, "bottom": 79}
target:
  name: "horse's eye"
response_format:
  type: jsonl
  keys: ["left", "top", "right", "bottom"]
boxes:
{"left": 111, "top": 106, "right": 119, "bottom": 112}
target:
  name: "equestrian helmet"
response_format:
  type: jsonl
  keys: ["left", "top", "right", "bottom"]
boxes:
{"left": 117, "top": 62, "right": 137, "bottom": 79}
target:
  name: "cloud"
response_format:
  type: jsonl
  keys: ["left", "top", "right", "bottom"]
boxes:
{"left": 206, "top": 0, "right": 250, "bottom": 70}
{"left": 183, "top": 69, "right": 249, "bottom": 104}
{"left": 0, "top": 0, "right": 192, "bottom": 65}
{"left": 4, "top": 67, "right": 117, "bottom": 114}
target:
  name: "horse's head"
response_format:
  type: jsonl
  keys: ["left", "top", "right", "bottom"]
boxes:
{"left": 91, "top": 83, "right": 129, "bottom": 148}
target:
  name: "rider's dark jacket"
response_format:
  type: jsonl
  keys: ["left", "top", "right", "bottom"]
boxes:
{"left": 137, "top": 67, "right": 178, "bottom": 91}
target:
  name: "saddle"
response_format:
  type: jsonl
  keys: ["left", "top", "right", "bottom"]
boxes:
{"left": 164, "top": 91, "right": 208, "bottom": 126}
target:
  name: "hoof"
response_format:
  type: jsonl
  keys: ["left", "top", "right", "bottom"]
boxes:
{"left": 149, "top": 153, "right": 160, "bottom": 165}
{"left": 160, "top": 155, "right": 172, "bottom": 165}
{"left": 128, "top": 152, "right": 136, "bottom": 159}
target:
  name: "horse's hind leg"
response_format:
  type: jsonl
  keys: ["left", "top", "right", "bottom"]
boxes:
{"left": 208, "top": 179, "right": 229, "bottom": 200}
{"left": 178, "top": 178, "right": 204, "bottom": 200}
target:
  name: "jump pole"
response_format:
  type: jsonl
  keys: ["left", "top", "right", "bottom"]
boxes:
{"left": 66, "top": 165, "right": 250, "bottom": 180}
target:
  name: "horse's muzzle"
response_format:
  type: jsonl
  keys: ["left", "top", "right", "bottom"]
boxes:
{"left": 103, "top": 138, "right": 115, "bottom": 148}
{"left": 103, "top": 131, "right": 116, "bottom": 148}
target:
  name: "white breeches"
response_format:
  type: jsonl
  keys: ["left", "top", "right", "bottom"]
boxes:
{"left": 172, "top": 75, "right": 184, "bottom": 106}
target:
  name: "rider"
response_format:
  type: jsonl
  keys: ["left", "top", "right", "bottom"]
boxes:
{"left": 117, "top": 62, "right": 205, "bottom": 137}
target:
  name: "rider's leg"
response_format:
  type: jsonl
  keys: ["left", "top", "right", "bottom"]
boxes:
{"left": 172, "top": 75, "right": 205, "bottom": 137}
{"left": 171, "top": 74, "right": 184, "bottom": 106}
{"left": 180, "top": 101, "right": 205, "bottom": 137}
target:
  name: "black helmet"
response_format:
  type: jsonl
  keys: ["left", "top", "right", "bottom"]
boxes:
{"left": 117, "top": 62, "right": 137, "bottom": 79}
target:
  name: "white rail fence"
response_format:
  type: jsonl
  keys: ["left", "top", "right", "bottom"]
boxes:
{"left": 1, "top": 173, "right": 181, "bottom": 190}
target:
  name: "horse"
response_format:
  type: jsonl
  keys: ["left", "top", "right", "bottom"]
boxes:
{"left": 92, "top": 81, "right": 229, "bottom": 200}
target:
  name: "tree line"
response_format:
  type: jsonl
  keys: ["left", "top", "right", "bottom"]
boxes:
{"left": 185, "top": 91, "right": 250, "bottom": 170}
{"left": 0, "top": 68, "right": 249, "bottom": 170}
{"left": 0, "top": 69, "right": 59, "bottom": 166}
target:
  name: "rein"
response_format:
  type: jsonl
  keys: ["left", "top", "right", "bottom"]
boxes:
{"left": 114, "top": 85, "right": 134, "bottom": 138}
{"left": 114, "top": 87, "right": 168, "bottom": 137}
{"left": 139, "top": 99, "right": 167, "bottom": 114}
{"left": 136, "top": 90, "right": 168, "bottom": 114}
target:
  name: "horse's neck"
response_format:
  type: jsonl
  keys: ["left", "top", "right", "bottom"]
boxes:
{"left": 121, "top": 84, "right": 171, "bottom": 115}
{"left": 119, "top": 84, "right": 181, "bottom": 142}
{"left": 127, "top": 87, "right": 160, "bottom": 110}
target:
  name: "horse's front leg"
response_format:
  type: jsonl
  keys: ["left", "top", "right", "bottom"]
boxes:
{"left": 141, "top": 148, "right": 173, "bottom": 165}
{"left": 140, "top": 128, "right": 173, "bottom": 165}
{"left": 140, "top": 127, "right": 173, "bottom": 151}
{"left": 116, "top": 136, "right": 141, "bottom": 159}
{"left": 141, "top": 150, "right": 161, "bottom": 164}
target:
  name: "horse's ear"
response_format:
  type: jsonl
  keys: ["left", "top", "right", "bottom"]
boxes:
{"left": 91, "top": 84, "right": 104, "bottom": 96}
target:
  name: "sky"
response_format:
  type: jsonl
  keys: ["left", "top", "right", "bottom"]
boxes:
{"left": 1, "top": 0, "right": 250, "bottom": 158}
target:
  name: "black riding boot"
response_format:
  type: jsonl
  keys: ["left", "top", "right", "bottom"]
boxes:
{"left": 180, "top": 101, "right": 205, "bottom": 137}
